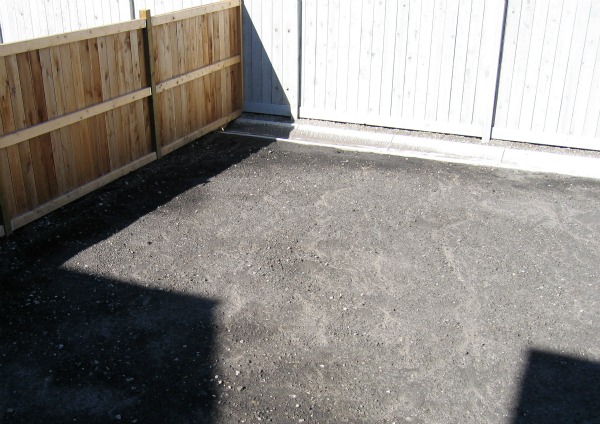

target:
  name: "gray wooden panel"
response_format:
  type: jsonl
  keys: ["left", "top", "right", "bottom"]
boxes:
{"left": 0, "top": 0, "right": 222, "bottom": 43}
{"left": 493, "top": 0, "right": 600, "bottom": 150}
{"left": 242, "top": 0, "right": 299, "bottom": 117}
{"left": 0, "top": 0, "right": 132, "bottom": 42}
{"left": 300, "top": 0, "right": 504, "bottom": 138}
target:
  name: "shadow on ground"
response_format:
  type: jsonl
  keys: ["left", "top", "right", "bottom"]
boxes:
{"left": 1, "top": 132, "right": 600, "bottom": 423}
{"left": 1, "top": 270, "right": 217, "bottom": 423}
{"left": 512, "top": 349, "right": 600, "bottom": 424}
{"left": 0, "top": 134, "right": 272, "bottom": 423}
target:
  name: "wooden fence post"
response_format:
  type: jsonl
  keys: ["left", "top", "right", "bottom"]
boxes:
{"left": 140, "top": 9, "right": 162, "bottom": 159}
{"left": 482, "top": 0, "right": 509, "bottom": 143}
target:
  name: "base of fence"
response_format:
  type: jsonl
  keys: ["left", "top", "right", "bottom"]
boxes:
{"left": 162, "top": 110, "right": 242, "bottom": 155}
{"left": 9, "top": 152, "right": 157, "bottom": 233}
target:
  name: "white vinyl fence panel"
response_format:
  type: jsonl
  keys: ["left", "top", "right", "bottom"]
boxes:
{"left": 0, "top": 0, "right": 132, "bottom": 43}
{"left": 242, "top": 0, "right": 300, "bottom": 117}
{"left": 300, "top": 0, "right": 505, "bottom": 138}
{"left": 0, "top": 0, "right": 219, "bottom": 43}
{"left": 493, "top": 0, "right": 600, "bottom": 150}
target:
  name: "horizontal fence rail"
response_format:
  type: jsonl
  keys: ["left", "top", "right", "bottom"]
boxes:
{"left": 0, "top": 0, "right": 243, "bottom": 236}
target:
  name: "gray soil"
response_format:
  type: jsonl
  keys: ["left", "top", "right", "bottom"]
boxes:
{"left": 1, "top": 133, "right": 599, "bottom": 424}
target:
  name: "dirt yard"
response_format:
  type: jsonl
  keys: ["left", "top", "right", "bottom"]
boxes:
{"left": 1, "top": 133, "right": 599, "bottom": 423}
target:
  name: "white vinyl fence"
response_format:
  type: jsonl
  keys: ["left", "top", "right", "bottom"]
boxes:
{"left": 242, "top": 0, "right": 300, "bottom": 118}
{"left": 0, "top": 0, "right": 220, "bottom": 43}
{"left": 493, "top": 0, "right": 600, "bottom": 150}
{"left": 301, "top": 0, "right": 505, "bottom": 139}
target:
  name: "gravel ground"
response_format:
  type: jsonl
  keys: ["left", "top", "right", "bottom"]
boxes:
{"left": 1, "top": 133, "right": 599, "bottom": 423}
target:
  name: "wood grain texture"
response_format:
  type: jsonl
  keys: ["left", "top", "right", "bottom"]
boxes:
{"left": 0, "top": 2, "right": 244, "bottom": 234}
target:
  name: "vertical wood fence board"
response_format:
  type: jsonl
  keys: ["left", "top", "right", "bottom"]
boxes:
{"left": 97, "top": 36, "right": 119, "bottom": 171}
{"left": 7, "top": 54, "right": 39, "bottom": 211}
{"left": 79, "top": 39, "right": 102, "bottom": 181}
{"left": 39, "top": 48, "right": 67, "bottom": 194}
{"left": 87, "top": 37, "right": 112, "bottom": 176}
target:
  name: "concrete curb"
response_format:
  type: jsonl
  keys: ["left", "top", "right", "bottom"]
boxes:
{"left": 226, "top": 118, "right": 600, "bottom": 181}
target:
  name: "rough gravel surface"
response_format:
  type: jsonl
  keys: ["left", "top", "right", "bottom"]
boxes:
{"left": 1, "top": 133, "right": 599, "bottom": 424}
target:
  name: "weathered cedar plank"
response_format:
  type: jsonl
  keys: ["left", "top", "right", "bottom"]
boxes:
{"left": 176, "top": 19, "right": 190, "bottom": 137}
{"left": 184, "top": 15, "right": 199, "bottom": 132}
{"left": 26, "top": 50, "right": 58, "bottom": 203}
{"left": 135, "top": 27, "right": 152, "bottom": 154}
{"left": 87, "top": 37, "right": 111, "bottom": 175}
{"left": 40, "top": 48, "right": 68, "bottom": 194}
{"left": 130, "top": 29, "right": 148, "bottom": 157}
{"left": 106, "top": 34, "right": 125, "bottom": 168}
{"left": 7, "top": 54, "right": 38, "bottom": 211}
{"left": 0, "top": 57, "right": 18, "bottom": 220}
{"left": 153, "top": 23, "right": 167, "bottom": 148}
{"left": 97, "top": 36, "right": 119, "bottom": 171}
{"left": 56, "top": 44, "right": 79, "bottom": 189}
{"left": 114, "top": 31, "right": 132, "bottom": 165}
{"left": 79, "top": 39, "right": 101, "bottom": 180}
{"left": 70, "top": 41, "right": 96, "bottom": 183}
{"left": 29, "top": 50, "right": 58, "bottom": 200}
{"left": 122, "top": 31, "right": 141, "bottom": 161}
{"left": 163, "top": 22, "right": 176, "bottom": 146}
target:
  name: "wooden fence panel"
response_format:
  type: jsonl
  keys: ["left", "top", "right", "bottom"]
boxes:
{"left": 299, "top": 0, "right": 505, "bottom": 138}
{"left": 0, "top": 1, "right": 242, "bottom": 235}
{"left": 151, "top": 0, "right": 242, "bottom": 155}
{"left": 492, "top": 0, "right": 600, "bottom": 151}
{"left": 0, "top": 22, "right": 154, "bottom": 234}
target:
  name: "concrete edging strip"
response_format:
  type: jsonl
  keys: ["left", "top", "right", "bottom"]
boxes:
{"left": 226, "top": 118, "right": 600, "bottom": 181}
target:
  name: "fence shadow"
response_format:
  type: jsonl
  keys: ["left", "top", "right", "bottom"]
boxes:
{"left": 0, "top": 133, "right": 272, "bottom": 423}
{"left": 242, "top": 1, "right": 295, "bottom": 118}
{"left": 0, "top": 270, "right": 217, "bottom": 423}
{"left": 512, "top": 349, "right": 600, "bottom": 424}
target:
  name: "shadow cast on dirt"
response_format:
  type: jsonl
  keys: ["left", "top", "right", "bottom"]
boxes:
{"left": 0, "top": 134, "right": 272, "bottom": 423}
{"left": 512, "top": 349, "right": 600, "bottom": 424}
{"left": 1, "top": 270, "right": 217, "bottom": 423}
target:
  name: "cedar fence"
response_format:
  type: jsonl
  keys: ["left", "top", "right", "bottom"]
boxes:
{"left": 0, "top": 0, "right": 242, "bottom": 236}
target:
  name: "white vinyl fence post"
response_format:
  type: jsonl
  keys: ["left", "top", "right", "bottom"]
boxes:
{"left": 481, "top": 0, "right": 508, "bottom": 143}
{"left": 129, "top": 0, "right": 136, "bottom": 20}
